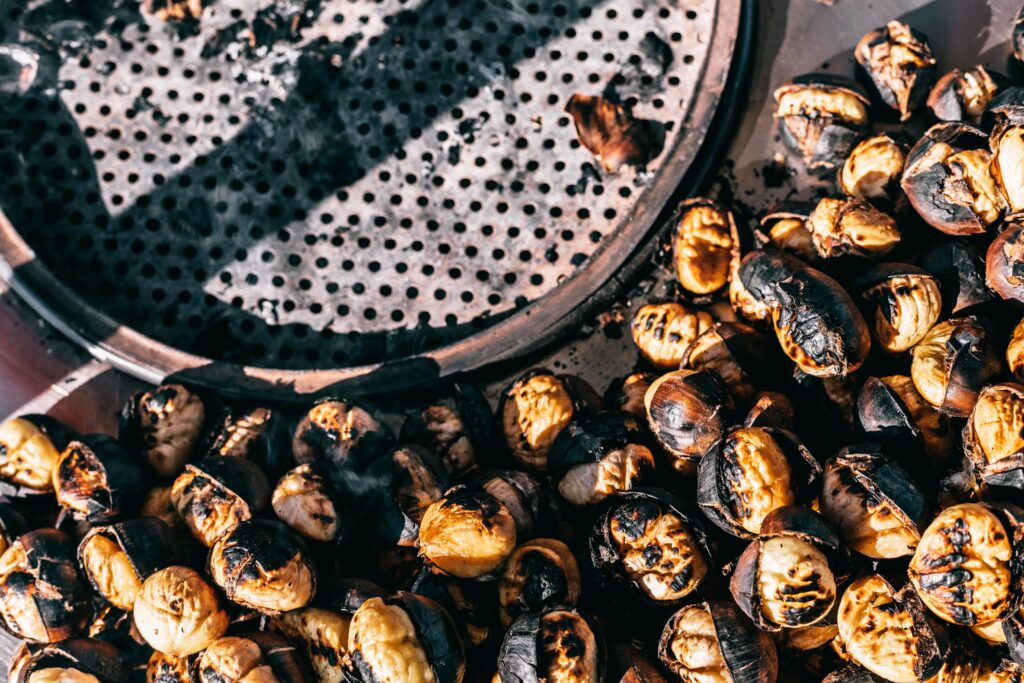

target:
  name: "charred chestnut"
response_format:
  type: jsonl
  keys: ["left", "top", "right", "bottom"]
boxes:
{"left": 855, "top": 21, "right": 936, "bottom": 120}
{"left": 52, "top": 436, "right": 142, "bottom": 522}
{"left": 852, "top": 264, "right": 942, "bottom": 353}
{"left": 643, "top": 369, "right": 733, "bottom": 475}
{"left": 607, "top": 373, "right": 656, "bottom": 418}
{"left": 1011, "top": 318, "right": 1024, "bottom": 383}
{"left": 498, "top": 538, "right": 581, "bottom": 627}
{"left": 908, "top": 503, "right": 1019, "bottom": 626}
{"left": 910, "top": 317, "right": 1002, "bottom": 417}
{"left": 133, "top": 565, "right": 229, "bottom": 656}
{"left": 418, "top": 486, "right": 517, "bottom": 579}
{"left": 806, "top": 195, "right": 901, "bottom": 259}
{"left": 196, "top": 633, "right": 314, "bottom": 683}
{"left": 964, "top": 383, "right": 1024, "bottom": 489}
{"left": 631, "top": 303, "right": 714, "bottom": 371}
{"left": 671, "top": 199, "right": 739, "bottom": 295}
{"left": 17, "top": 638, "right": 128, "bottom": 683}
{"left": 761, "top": 204, "right": 817, "bottom": 263}
{"left": 348, "top": 592, "right": 465, "bottom": 683}
{"left": 0, "top": 529, "right": 90, "bottom": 642}
{"left": 0, "top": 415, "right": 74, "bottom": 493}
{"left": 270, "top": 606, "right": 352, "bottom": 683}
{"left": 170, "top": 456, "right": 270, "bottom": 547}
{"left": 683, "top": 322, "right": 779, "bottom": 405}
{"left": 400, "top": 383, "right": 494, "bottom": 474}
{"left": 498, "top": 369, "right": 602, "bottom": 471}
{"left": 590, "top": 488, "right": 713, "bottom": 605}
{"left": 928, "top": 66, "right": 1005, "bottom": 123}
{"left": 498, "top": 606, "right": 604, "bottom": 683}
{"left": 773, "top": 74, "right": 870, "bottom": 170}
{"left": 901, "top": 122, "right": 1005, "bottom": 235}
{"left": 818, "top": 445, "right": 926, "bottom": 559}
{"left": 473, "top": 469, "right": 554, "bottom": 541}
{"left": 857, "top": 375, "right": 957, "bottom": 463}
{"left": 142, "top": 0, "right": 203, "bottom": 23}
{"left": 987, "top": 222, "right": 1024, "bottom": 303}
{"left": 657, "top": 601, "right": 777, "bottom": 683}
{"left": 272, "top": 464, "right": 345, "bottom": 543}
{"left": 119, "top": 384, "right": 206, "bottom": 479}
{"left": 565, "top": 94, "right": 663, "bottom": 173}
{"left": 409, "top": 569, "right": 495, "bottom": 648}
{"left": 839, "top": 133, "right": 908, "bottom": 200}
{"left": 977, "top": 658, "right": 1024, "bottom": 683}
{"left": 204, "top": 406, "right": 288, "bottom": 476}
{"left": 548, "top": 412, "right": 655, "bottom": 507}
{"left": 374, "top": 445, "right": 449, "bottom": 546}
{"left": 988, "top": 92, "right": 1024, "bottom": 218}
{"left": 730, "top": 507, "right": 847, "bottom": 630}
{"left": 697, "top": 427, "right": 819, "bottom": 539}
{"left": 77, "top": 517, "right": 176, "bottom": 611}
{"left": 147, "top": 651, "right": 197, "bottom": 683}
{"left": 208, "top": 519, "right": 315, "bottom": 613}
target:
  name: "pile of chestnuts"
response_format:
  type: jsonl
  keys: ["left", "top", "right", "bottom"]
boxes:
{"left": 6, "top": 12, "right": 1024, "bottom": 683}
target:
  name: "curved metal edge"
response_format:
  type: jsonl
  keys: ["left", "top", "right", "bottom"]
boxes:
{"left": 0, "top": 0, "right": 748, "bottom": 402}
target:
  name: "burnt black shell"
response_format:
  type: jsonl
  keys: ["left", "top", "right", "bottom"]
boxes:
{"left": 18, "top": 638, "right": 128, "bottom": 683}
{"left": 497, "top": 606, "right": 605, "bottom": 683}
{"left": 187, "top": 456, "right": 271, "bottom": 511}
{"left": 1007, "top": 608, "right": 1024, "bottom": 666}
{"left": 855, "top": 22, "right": 936, "bottom": 119}
{"left": 78, "top": 516, "right": 177, "bottom": 595}
{"left": 55, "top": 435, "right": 143, "bottom": 522}
{"left": 466, "top": 469, "right": 556, "bottom": 539}
{"left": 373, "top": 444, "right": 449, "bottom": 546}
{"left": 0, "top": 503, "right": 27, "bottom": 548}
{"left": 411, "top": 569, "right": 497, "bottom": 648}
{"left": 314, "top": 576, "right": 388, "bottom": 614}
{"left": 548, "top": 411, "right": 653, "bottom": 482}
{"left": 918, "top": 240, "right": 993, "bottom": 315}
{"left": 743, "top": 392, "right": 797, "bottom": 432}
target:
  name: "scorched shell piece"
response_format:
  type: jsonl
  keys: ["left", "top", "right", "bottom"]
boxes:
{"left": 170, "top": 456, "right": 270, "bottom": 547}
{"left": 77, "top": 517, "right": 176, "bottom": 611}
{"left": 928, "top": 66, "right": 1005, "bottom": 123}
{"left": 565, "top": 94, "right": 664, "bottom": 173}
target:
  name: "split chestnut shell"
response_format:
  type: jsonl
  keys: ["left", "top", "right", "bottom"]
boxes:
{"left": 806, "top": 195, "right": 901, "bottom": 260}
{"left": 857, "top": 375, "right": 956, "bottom": 465}
{"left": 170, "top": 456, "right": 271, "bottom": 547}
{"left": 497, "top": 606, "right": 605, "bottom": 683}
{"left": 195, "top": 632, "right": 315, "bottom": 683}
{"left": 77, "top": 516, "right": 177, "bottom": 611}
{"left": 15, "top": 638, "right": 129, "bottom": 683}
{"left": 855, "top": 21, "right": 936, "bottom": 120}
{"left": 927, "top": 66, "right": 1005, "bottom": 123}
{"left": 418, "top": 485, "right": 517, "bottom": 579}
{"left": 498, "top": 538, "right": 581, "bottom": 627}
{"left": 400, "top": 383, "right": 495, "bottom": 474}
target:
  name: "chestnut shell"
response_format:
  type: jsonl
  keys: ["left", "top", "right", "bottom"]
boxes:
{"left": 17, "top": 637, "right": 129, "bottom": 683}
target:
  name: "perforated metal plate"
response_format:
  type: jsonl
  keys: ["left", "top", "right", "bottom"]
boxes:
{"left": 0, "top": 0, "right": 741, "bottom": 398}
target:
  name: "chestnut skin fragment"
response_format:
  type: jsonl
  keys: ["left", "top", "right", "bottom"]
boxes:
{"left": 643, "top": 369, "right": 733, "bottom": 476}
{"left": 806, "top": 195, "right": 901, "bottom": 259}
{"left": 839, "top": 133, "right": 908, "bottom": 201}
{"left": 928, "top": 66, "right": 1005, "bottom": 123}
{"left": 133, "top": 565, "right": 229, "bottom": 657}
{"left": 53, "top": 436, "right": 143, "bottom": 522}
{"left": 497, "top": 607, "right": 604, "bottom": 683}
{"left": 851, "top": 264, "right": 942, "bottom": 353}
{"left": 964, "top": 383, "right": 1024, "bottom": 489}
{"left": 910, "top": 317, "right": 1003, "bottom": 417}
{"left": 119, "top": 384, "right": 206, "bottom": 479}
{"left": 565, "top": 94, "right": 664, "bottom": 173}
{"left": 671, "top": 199, "right": 740, "bottom": 296}
{"left": 418, "top": 486, "right": 517, "bottom": 579}
{"left": 16, "top": 638, "right": 129, "bottom": 683}
{"left": 499, "top": 538, "right": 581, "bottom": 628}
{"left": 987, "top": 222, "right": 1024, "bottom": 304}
{"left": 855, "top": 21, "right": 937, "bottom": 120}
{"left": 773, "top": 74, "right": 870, "bottom": 170}
{"left": 0, "top": 415, "right": 75, "bottom": 493}
{"left": 77, "top": 517, "right": 176, "bottom": 611}
{"left": 631, "top": 303, "right": 714, "bottom": 371}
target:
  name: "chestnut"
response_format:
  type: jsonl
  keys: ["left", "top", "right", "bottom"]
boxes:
{"left": 697, "top": 427, "right": 820, "bottom": 539}
{"left": 208, "top": 519, "right": 316, "bottom": 614}
{"left": 901, "top": 122, "right": 1005, "bottom": 235}
{"left": 195, "top": 633, "right": 314, "bottom": 683}
{"left": 908, "top": 503, "right": 1019, "bottom": 626}
{"left": 683, "top": 322, "right": 780, "bottom": 405}
{"left": 612, "top": 640, "right": 670, "bottom": 683}
{"left": 472, "top": 469, "right": 553, "bottom": 541}
{"left": 987, "top": 222, "right": 1024, "bottom": 303}
{"left": 270, "top": 605, "right": 352, "bottom": 683}
{"left": 643, "top": 369, "right": 733, "bottom": 476}
{"left": 418, "top": 486, "right": 517, "bottom": 579}
{"left": 730, "top": 507, "right": 848, "bottom": 631}
{"left": 272, "top": 463, "right": 345, "bottom": 543}
{"left": 671, "top": 199, "right": 739, "bottom": 296}
{"left": 590, "top": 488, "right": 713, "bottom": 606}
{"left": 657, "top": 601, "right": 777, "bottom": 683}
{"left": 806, "top": 195, "right": 901, "bottom": 259}
{"left": 0, "top": 529, "right": 90, "bottom": 642}
{"left": 348, "top": 592, "right": 465, "bottom": 683}
{"left": 760, "top": 204, "right": 817, "bottom": 263}
{"left": 773, "top": 74, "right": 870, "bottom": 170}
{"left": 374, "top": 445, "right": 449, "bottom": 546}
{"left": 205, "top": 406, "right": 289, "bottom": 476}
{"left": 857, "top": 375, "right": 957, "bottom": 464}
{"left": 119, "top": 384, "right": 206, "bottom": 479}
{"left": 498, "top": 538, "right": 581, "bottom": 627}
{"left": 498, "top": 369, "right": 603, "bottom": 471}
{"left": 409, "top": 569, "right": 496, "bottom": 648}
{"left": 851, "top": 264, "right": 942, "bottom": 353}
{"left": 989, "top": 92, "right": 1024, "bottom": 218}
{"left": 631, "top": 303, "right": 714, "bottom": 371}
{"left": 547, "top": 412, "right": 656, "bottom": 507}
{"left": 15, "top": 638, "right": 128, "bottom": 683}
{"left": 170, "top": 456, "right": 270, "bottom": 547}
{"left": 77, "top": 517, "right": 176, "bottom": 611}
{"left": 400, "top": 383, "right": 494, "bottom": 474}
{"left": 606, "top": 373, "right": 656, "bottom": 417}
{"left": 52, "top": 436, "right": 142, "bottom": 522}
{"left": 730, "top": 257, "right": 774, "bottom": 323}
{"left": 977, "top": 658, "right": 1024, "bottom": 683}
{"left": 565, "top": 93, "right": 663, "bottom": 173}
{"left": 0, "top": 415, "right": 74, "bottom": 493}
{"left": 818, "top": 445, "right": 927, "bottom": 559}
{"left": 910, "top": 317, "right": 1002, "bottom": 417}
{"left": 147, "top": 651, "right": 198, "bottom": 683}
{"left": 855, "top": 21, "right": 936, "bottom": 120}
{"left": 133, "top": 565, "right": 229, "bottom": 656}
{"left": 928, "top": 66, "right": 1005, "bottom": 123}
{"left": 497, "top": 606, "right": 604, "bottom": 683}
{"left": 919, "top": 240, "right": 994, "bottom": 315}
{"left": 964, "top": 383, "right": 1024, "bottom": 489}
{"left": 839, "top": 133, "right": 908, "bottom": 201}
{"left": 1010, "top": 317, "right": 1024, "bottom": 383}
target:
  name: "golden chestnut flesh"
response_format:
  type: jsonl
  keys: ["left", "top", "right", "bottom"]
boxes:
{"left": 757, "top": 536, "right": 837, "bottom": 628}
{"left": 673, "top": 203, "right": 736, "bottom": 295}
{"left": 631, "top": 303, "right": 714, "bottom": 371}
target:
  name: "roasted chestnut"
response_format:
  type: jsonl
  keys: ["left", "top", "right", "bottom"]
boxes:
{"left": 400, "top": 383, "right": 494, "bottom": 474}
{"left": 498, "top": 538, "right": 581, "bottom": 627}
{"left": 964, "top": 383, "right": 1024, "bottom": 489}
{"left": 270, "top": 606, "right": 351, "bottom": 683}
{"left": 612, "top": 639, "right": 670, "bottom": 683}
{"left": 761, "top": 204, "right": 817, "bottom": 263}
{"left": 607, "top": 373, "right": 656, "bottom": 417}
{"left": 743, "top": 391, "right": 797, "bottom": 432}
{"left": 147, "top": 651, "right": 198, "bottom": 683}
{"left": 77, "top": 517, "right": 176, "bottom": 611}
{"left": 53, "top": 436, "right": 142, "bottom": 522}
{"left": 547, "top": 412, "right": 655, "bottom": 507}
{"left": 839, "top": 133, "right": 908, "bottom": 200}
{"left": 272, "top": 463, "right": 345, "bottom": 543}
{"left": 171, "top": 456, "right": 270, "bottom": 547}
{"left": 910, "top": 317, "right": 1002, "bottom": 417}
{"left": 409, "top": 569, "right": 496, "bottom": 648}
{"left": 0, "top": 529, "right": 90, "bottom": 642}
{"left": 852, "top": 264, "right": 942, "bottom": 353}
{"left": 901, "top": 122, "right": 1005, "bottom": 235}
{"left": 119, "top": 384, "right": 206, "bottom": 479}
{"left": 204, "top": 406, "right": 289, "bottom": 476}
{"left": 498, "top": 606, "right": 604, "bottom": 683}
{"left": 590, "top": 488, "right": 713, "bottom": 606}
{"left": 348, "top": 592, "right": 465, "bottom": 683}
{"left": 855, "top": 21, "right": 936, "bottom": 120}
{"left": 208, "top": 519, "right": 315, "bottom": 613}
{"left": 977, "top": 658, "right": 1024, "bottom": 683}
{"left": 683, "top": 322, "right": 780, "bottom": 405}
{"left": 987, "top": 222, "right": 1024, "bottom": 303}
{"left": 806, "top": 195, "right": 901, "bottom": 259}
{"left": 730, "top": 507, "right": 847, "bottom": 630}
{"left": 631, "top": 303, "right": 714, "bottom": 371}
{"left": 565, "top": 93, "right": 663, "bottom": 173}
{"left": 195, "top": 632, "right": 314, "bottom": 683}
{"left": 738, "top": 249, "right": 872, "bottom": 377}
{"left": 643, "top": 369, "right": 733, "bottom": 475}
{"left": 16, "top": 638, "right": 128, "bottom": 683}
{"left": 697, "top": 427, "right": 819, "bottom": 539}
{"left": 908, "top": 503, "right": 1019, "bottom": 626}
{"left": 498, "top": 369, "right": 603, "bottom": 471}
{"left": 657, "top": 601, "right": 777, "bottom": 683}
{"left": 0, "top": 415, "right": 74, "bottom": 493}
{"left": 418, "top": 485, "right": 517, "bottom": 579}
{"left": 988, "top": 92, "right": 1024, "bottom": 217}
{"left": 1011, "top": 318, "right": 1024, "bottom": 383}
{"left": 473, "top": 469, "right": 554, "bottom": 541}
{"left": 133, "top": 565, "right": 229, "bottom": 656}
{"left": 818, "top": 445, "right": 926, "bottom": 559}
{"left": 928, "top": 66, "right": 1005, "bottom": 123}
{"left": 671, "top": 199, "right": 739, "bottom": 296}
{"left": 773, "top": 74, "right": 870, "bottom": 170}
{"left": 857, "top": 375, "right": 957, "bottom": 464}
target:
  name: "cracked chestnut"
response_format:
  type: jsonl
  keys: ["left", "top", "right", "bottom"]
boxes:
{"left": 987, "top": 222, "right": 1024, "bottom": 303}
{"left": 53, "top": 436, "right": 142, "bottom": 523}
{"left": 0, "top": 415, "right": 74, "bottom": 493}
{"left": 683, "top": 322, "right": 780, "bottom": 405}
{"left": 773, "top": 74, "right": 870, "bottom": 170}
{"left": 77, "top": 517, "right": 176, "bottom": 611}
{"left": 15, "top": 638, "right": 128, "bottom": 683}
{"left": 857, "top": 375, "right": 957, "bottom": 464}
{"left": 631, "top": 303, "right": 714, "bottom": 371}
{"left": 964, "top": 383, "right": 1024, "bottom": 489}
{"left": 497, "top": 607, "right": 604, "bottom": 683}
{"left": 910, "top": 316, "right": 1002, "bottom": 417}
{"left": 119, "top": 384, "right": 206, "bottom": 479}
{"left": 170, "top": 456, "right": 270, "bottom": 547}
{"left": 643, "top": 369, "right": 733, "bottom": 475}
{"left": 671, "top": 199, "right": 740, "bottom": 296}
{"left": 498, "top": 538, "right": 581, "bottom": 628}
{"left": 401, "top": 383, "right": 495, "bottom": 474}
{"left": 196, "top": 632, "right": 314, "bottom": 683}
{"left": 760, "top": 204, "right": 817, "bottom": 263}
{"left": 133, "top": 566, "right": 229, "bottom": 656}
{"left": 851, "top": 263, "right": 942, "bottom": 353}
{"left": 272, "top": 463, "right": 345, "bottom": 543}
{"left": 418, "top": 485, "right": 517, "bottom": 579}
{"left": 839, "top": 133, "right": 908, "bottom": 201}
{"left": 806, "top": 195, "right": 901, "bottom": 259}
{"left": 855, "top": 21, "right": 936, "bottom": 120}
{"left": 375, "top": 445, "right": 448, "bottom": 546}
{"left": 928, "top": 66, "right": 1005, "bottom": 123}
